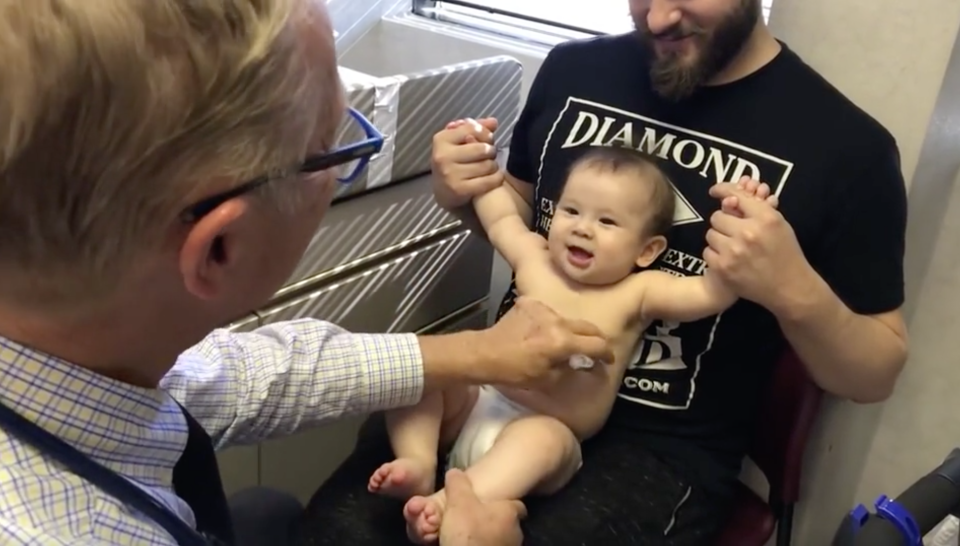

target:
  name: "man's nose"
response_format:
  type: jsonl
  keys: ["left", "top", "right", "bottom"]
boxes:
{"left": 645, "top": 0, "right": 683, "bottom": 36}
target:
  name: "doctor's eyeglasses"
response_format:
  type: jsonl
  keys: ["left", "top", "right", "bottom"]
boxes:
{"left": 179, "top": 107, "right": 384, "bottom": 223}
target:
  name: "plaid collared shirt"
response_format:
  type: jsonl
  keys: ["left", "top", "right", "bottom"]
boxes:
{"left": 0, "top": 319, "right": 423, "bottom": 544}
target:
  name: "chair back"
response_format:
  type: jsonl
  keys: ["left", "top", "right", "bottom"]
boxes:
{"left": 748, "top": 349, "right": 822, "bottom": 504}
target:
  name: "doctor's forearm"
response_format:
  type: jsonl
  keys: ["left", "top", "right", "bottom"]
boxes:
{"left": 775, "top": 271, "right": 907, "bottom": 403}
{"left": 417, "top": 331, "right": 494, "bottom": 394}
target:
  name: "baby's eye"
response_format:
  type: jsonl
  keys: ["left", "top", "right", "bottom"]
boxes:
{"left": 600, "top": 218, "right": 617, "bottom": 226}
{"left": 561, "top": 206, "right": 578, "bottom": 215}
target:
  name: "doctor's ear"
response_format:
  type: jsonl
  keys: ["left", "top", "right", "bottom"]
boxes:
{"left": 177, "top": 199, "right": 252, "bottom": 301}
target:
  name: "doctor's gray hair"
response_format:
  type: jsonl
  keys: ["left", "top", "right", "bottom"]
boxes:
{"left": 0, "top": 0, "right": 337, "bottom": 309}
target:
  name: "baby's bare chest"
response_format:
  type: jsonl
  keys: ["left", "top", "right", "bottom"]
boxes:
{"left": 516, "top": 269, "right": 640, "bottom": 342}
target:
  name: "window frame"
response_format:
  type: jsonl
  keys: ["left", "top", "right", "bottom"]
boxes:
{"left": 410, "top": 0, "right": 607, "bottom": 48}
{"left": 410, "top": 0, "right": 774, "bottom": 46}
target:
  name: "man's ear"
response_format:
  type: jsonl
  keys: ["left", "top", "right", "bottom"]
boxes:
{"left": 635, "top": 235, "right": 668, "bottom": 268}
{"left": 178, "top": 200, "right": 251, "bottom": 301}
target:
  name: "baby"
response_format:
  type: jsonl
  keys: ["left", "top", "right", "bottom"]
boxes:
{"left": 369, "top": 140, "right": 774, "bottom": 543}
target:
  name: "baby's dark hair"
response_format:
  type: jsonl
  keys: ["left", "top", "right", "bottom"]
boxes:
{"left": 568, "top": 146, "right": 676, "bottom": 237}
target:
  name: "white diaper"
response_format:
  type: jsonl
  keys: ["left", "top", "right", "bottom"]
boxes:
{"left": 447, "top": 385, "right": 533, "bottom": 470}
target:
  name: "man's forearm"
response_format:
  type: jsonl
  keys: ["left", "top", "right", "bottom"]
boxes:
{"left": 417, "top": 331, "right": 493, "bottom": 394}
{"left": 164, "top": 321, "right": 426, "bottom": 448}
{"left": 774, "top": 270, "right": 908, "bottom": 403}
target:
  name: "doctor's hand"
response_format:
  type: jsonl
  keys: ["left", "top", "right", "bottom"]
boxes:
{"left": 440, "top": 470, "right": 525, "bottom": 546}
{"left": 706, "top": 183, "right": 817, "bottom": 316}
{"left": 476, "top": 296, "right": 615, "bottom": 387}
{"left": 430, "top": 117, "right": 502, "bottom": 211}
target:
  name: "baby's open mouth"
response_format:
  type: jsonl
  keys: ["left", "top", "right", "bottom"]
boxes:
{"left": 566, "top": 246, "right": 594, "bottom": 268}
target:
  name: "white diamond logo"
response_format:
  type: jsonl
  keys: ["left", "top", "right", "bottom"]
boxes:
{"left": 672, "top": 186, "right": 703, "bottom": 226}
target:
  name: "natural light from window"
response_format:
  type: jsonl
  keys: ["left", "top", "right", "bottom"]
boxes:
{"left": 431, "top": 1, "right": 774, "bottom": 36}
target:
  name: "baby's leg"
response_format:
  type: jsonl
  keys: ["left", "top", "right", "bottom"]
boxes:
{"left": 368, "top": 386, "right": 476, "bottom": 499}
{"left": 404, "top": 415, "right": 581, "bottom": 543}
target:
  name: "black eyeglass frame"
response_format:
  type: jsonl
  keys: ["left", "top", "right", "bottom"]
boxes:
{"left": 179, "top": 107, "right": 385, "bottom": 223}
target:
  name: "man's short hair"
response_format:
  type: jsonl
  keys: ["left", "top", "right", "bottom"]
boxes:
{"left": 0, "top": 0, "right": 335, "bottom": 308}
{"left": 569, "top": 146, "right": 676, "bottom": 237}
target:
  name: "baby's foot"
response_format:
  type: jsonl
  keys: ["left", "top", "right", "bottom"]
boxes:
{"left": 403, "top": 491, "right": 447, "bottom": 544}
{"left": 367, "top": 458, "right": 435, "bottom": 499}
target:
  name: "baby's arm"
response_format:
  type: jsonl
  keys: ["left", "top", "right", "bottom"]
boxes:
{"left": 634, "top": 270, "right": 737, "bottom": 323}
{"left": 630, "top": 178, "right": 778, "bottom": 321}
{"left": 473, "top": 175, "right": 547, "bottom": 270}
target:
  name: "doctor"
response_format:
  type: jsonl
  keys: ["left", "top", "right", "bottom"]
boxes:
{"left": 0, "top": 1, "right": 611, "bottom": 546}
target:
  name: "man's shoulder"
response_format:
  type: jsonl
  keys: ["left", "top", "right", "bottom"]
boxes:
{"left": 777, "top": 45, "right": 897, "bottom": 154}
{"left": 0, "top": 436, "right": 147, "bottom": 543}
{"left": 545, "top": 33, "right": 646, "bottom": 70}
{"left": 549, "top": 32, "right": 640, "bottom": 54}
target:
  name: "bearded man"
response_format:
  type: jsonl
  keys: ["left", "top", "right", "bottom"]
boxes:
{"left": 302, "top": 1, "right": 908, "bottom": 544}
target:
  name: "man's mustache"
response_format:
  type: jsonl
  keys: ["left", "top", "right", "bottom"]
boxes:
{"left": 642, "top": 23, "right": 706, "bottom": 41}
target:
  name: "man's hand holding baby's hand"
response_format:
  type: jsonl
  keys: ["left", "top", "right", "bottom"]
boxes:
{"left": 431, "top": 117, "right": 503, "bottom": 210}
{"left": 719, "top": 177, "right": 779, "bottom": 218}
{"left": 705, "top": 180, "right": 813, "bottom": 315}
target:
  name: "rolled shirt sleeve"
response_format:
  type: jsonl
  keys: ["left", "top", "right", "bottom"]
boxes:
{"left": 159, "top": 319, "right": 424, "bottom": 448}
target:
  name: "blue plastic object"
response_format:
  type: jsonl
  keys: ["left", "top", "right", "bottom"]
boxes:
{"left": 874, "top": 495, "right": 922, "bottom": 545}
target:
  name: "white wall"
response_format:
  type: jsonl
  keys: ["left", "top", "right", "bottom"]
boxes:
{"left": 768, "top": 0, "right": 960, "bottom": 543}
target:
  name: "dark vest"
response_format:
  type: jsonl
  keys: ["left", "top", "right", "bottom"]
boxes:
{"left": 172, "top": 404, "right": 235, "bottom": 546}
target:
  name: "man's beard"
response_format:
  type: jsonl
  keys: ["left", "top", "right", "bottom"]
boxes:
{"left": 636, "top": 0, "right": 760, "bottom": 102}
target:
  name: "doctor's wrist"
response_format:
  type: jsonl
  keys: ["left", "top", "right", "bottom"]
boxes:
{"left": 417, "top": 330, "right": 490, "bottom": 395}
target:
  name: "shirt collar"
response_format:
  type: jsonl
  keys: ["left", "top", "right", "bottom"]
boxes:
{"left": 0, "top": 336, "right": 188, "bottom": 486}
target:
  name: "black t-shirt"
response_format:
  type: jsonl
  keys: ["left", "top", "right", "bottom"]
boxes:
{"left": 497, "top": 33, "right": 907, "bottom": 497}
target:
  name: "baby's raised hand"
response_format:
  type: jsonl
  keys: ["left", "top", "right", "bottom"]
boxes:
{"left": 445, "top": 118, "right": 497, "bottom": 145}
{"left": 720, "top": 177, "right": 779, "bottom": 218}
{"left": 735, "top": 177, "right": 779, "bottom": 207}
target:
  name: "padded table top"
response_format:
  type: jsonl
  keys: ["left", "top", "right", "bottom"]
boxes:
{"left": 291, "top": 414, "right": 729, "bottom": 546}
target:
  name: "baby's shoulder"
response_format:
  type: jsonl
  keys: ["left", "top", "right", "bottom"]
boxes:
{"left": 577, "top": 281, "right": 643, "bottom": 321}
{"left": 617, "top": 268, "right": 676, "bottom": 293}
{"left": 514, "top": 263, "right": 567, "bottom": 303}
{"left": 589, "top": 270, "right": 670, "bottom": 315}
